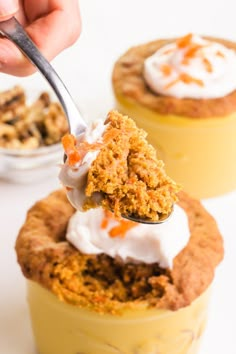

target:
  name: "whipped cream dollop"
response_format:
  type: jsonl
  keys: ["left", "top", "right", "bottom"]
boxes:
{"left": 144, "top": 34, "right": 236, "bottom": 99}
{"left": 66, "top": 205, "right": 190, "bottom": 269}
{"left": 59, "top": 120, "right": 107, "bottom": 210}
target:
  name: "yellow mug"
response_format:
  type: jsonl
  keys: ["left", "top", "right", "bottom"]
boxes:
{"left": 115, "top": 94, "right": 236, "bottom": 199}
{"left": 28, "top": 280, "right": 211, "bottom": 354}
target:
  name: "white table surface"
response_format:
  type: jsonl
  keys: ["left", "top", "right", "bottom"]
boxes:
{"left": 1, "top": 1, "right": 236, "bottom": 353}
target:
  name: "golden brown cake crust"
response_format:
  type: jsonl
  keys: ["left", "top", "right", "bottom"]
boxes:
{"left": 112, "top": 37, "right": 236, "bottom": 118}
{"left": 85, "top": 110, "right": 179, "bottom": 220}
{"left": 16, "top": 189, "right": 223, "bottom": 314}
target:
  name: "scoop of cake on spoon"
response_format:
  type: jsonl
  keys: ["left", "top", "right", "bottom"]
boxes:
{"left": 0, "top": 17, "right": 177, "bottom": 224}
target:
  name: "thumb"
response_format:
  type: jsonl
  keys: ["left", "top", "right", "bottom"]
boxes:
{"left": 0, "top": 0, "right": 19, "bottom": 21}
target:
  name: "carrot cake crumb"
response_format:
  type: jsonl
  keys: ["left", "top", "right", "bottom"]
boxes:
{"left": 62, "top": 110, "right": 179, "bottom": 221}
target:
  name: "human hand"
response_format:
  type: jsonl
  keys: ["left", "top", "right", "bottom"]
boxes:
{"left": 0, "top": 0, "right": 81, "bottom": 76}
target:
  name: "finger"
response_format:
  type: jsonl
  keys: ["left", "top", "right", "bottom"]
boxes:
{"left": 26, "top": 6, "right": 81, "bottom": 60}
{"left": 0, "top": 4, "right": 81, "bottom": 76}
{"left": 0, "top": 0, "right": 19, "bottom": 20}
{"left": 22, "top": 0, "right": 81, "bottom": 47}
{"left": 23, "top": 0, "right": 60, "bottom": 22}
{"left": 24, "top": 0, "right": 81, "bottom": 52}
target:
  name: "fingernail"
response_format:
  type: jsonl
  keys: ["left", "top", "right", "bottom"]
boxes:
{"left": 0, "top": 0, "right": 19, "bottom": 19}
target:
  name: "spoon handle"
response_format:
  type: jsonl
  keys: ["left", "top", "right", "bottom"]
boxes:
{"left": 0, "top": 17, "right": 86, "bottom": 135}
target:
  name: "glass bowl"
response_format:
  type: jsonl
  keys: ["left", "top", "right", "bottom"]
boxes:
{"left": 0, "top": 143, "right": 63, "bottom": 183}
{"left": 0, "top": 79, "right": 67, "bottom": 184}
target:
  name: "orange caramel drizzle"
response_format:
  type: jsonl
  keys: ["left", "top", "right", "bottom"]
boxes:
{"left": 101, "top": 210, "right": 137, "bottom": 238}
{"left": 62, "top": 133, "right": 103, "bottom": 167}
{"left": 184, "top": 43, "right": 202, "bottom": 58}
{"left": 165, "top": 73, "right": 204, "bottom": 89}
{"left": 179, "top": 73, "right": 204, "bottom": 86}
{"left": 176, "top": 33, "right": 193, "bottom": 48}
{"left": 216, "top": 50, "right": 225, "bottom": 58}
{"left": 66, "top": 186, "right": 74, "bottom": 192}
{"left": 162, "top": 48, "right": 174, "bottom": 55}
{"left": 162, "top": 34, "right": 223, "bottom": 90}
{"left": 62, "top": 134, "right": 81, "bottom": 166}
{"left": 203, "top": 57, "right": 213, "bottom": 72}
{"left": 160, "top": 64, "right": 172, "bottom": 76}
{"left": 100, "top": 211, "right": 110, "bottom": 229}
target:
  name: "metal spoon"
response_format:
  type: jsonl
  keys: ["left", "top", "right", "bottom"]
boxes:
{"left": 0, "top": 16, "right": 173, "bottom": 224}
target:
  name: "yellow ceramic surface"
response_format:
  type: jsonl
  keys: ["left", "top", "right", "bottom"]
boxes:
{"left": 115, "top": 94, "right": 236, "bottom": 199}
{"left": 28, "top": 281, "right": 211, "bottom": 354}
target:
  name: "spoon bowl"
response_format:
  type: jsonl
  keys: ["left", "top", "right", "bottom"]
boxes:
{"left": 122, "top": 206, "right": 174, "bottom": 224}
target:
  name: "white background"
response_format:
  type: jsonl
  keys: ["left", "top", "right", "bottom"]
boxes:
{"left": 0, "top": 0, "right": 236, "bottom": 353}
